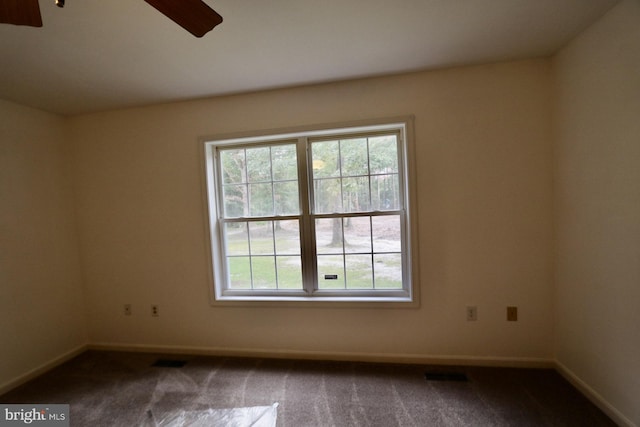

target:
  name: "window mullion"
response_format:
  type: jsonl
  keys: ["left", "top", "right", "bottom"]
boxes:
{"left": 298, "top": 137, "right": 316, "bottom": 294}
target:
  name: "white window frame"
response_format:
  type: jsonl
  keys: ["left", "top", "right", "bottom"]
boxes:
{"left": 201, "top": 117, "right": 420, "bottom": 305}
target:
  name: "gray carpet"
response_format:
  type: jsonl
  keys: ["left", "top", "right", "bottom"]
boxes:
{"left": 1, "top": 351, "right": 615, "bottom": 426}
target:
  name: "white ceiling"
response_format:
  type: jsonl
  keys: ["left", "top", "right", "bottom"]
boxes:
{"left": 0, "top": 0, "right": 618, "bottom": 116}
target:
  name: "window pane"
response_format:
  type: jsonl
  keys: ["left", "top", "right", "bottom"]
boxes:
{"left": 220, "top": 149, "right": 246, "bottom": 184}
{"left": 224, "top": 222, "right": 249, "bottom": 255}
{"left": 342, "top": 176, "right": 370, "bottom": 212}
{"left": 317, "top": 255, "right": 345, "bottom": 289}
{"left": 343, "top": 217, "right": 372, "bottom": 254}
{"left": 373, "top": 254, "right": 403, "bottom": 289}
{"left": 249, "top": 183, "right": 273, "bottom": 216}
{"left": 251, "top": 256, "right": 277, "bottom": 289}
{"left": 345, "top": 254, "right": 373, "bottom": 289}
{"left": 369, "top": 135, "right": 398, "bottom": 174}
{"left": 272, "top": 144, "right": 298, "bottom": 181}
{"left": 315, "top": 218, "right": 343, "bottom": 254}
{"left": 274, "top": 181, "right": 299, "bottom": 215}
{"left": 246, "top": 147, "right": 271, "bottom": 182}
{"left": 314, "top": 178, "right": 342, "bottom": 214}
{"left": 249, "top": 221, "right": 274, "bottom": 255}
{"left": 228, "top": 256, "right": 251, "bottom": 289}
{"left": 372, "top": 215, "right": 401, "bottom": 253}
{"left": 371, "top": 174, "right": 399, "bottom": 211}
{"left": 276, "top": 256, "right": 302, "bottom": 289}
{"left": 274, "top": 220, "right": 300, "bottom": 255}
{"left": 311, "top": 141, "right": 340, "bottom": 178}
{"left": 340, "top": 138, "right": 368, "bottom": 177}
{"left": 223, "top": 184, "right": 247, "bottom": 217}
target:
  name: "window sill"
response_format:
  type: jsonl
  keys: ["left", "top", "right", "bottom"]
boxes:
{"left": 209, "top": 291, "right": 419, "bottom": 309}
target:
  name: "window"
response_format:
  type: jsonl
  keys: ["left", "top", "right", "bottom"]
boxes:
{"left": 203, "top": 118, "right": 418, "bottom": 303}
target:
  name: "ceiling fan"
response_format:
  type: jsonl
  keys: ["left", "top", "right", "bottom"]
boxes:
{"left": 0, "top": 0, "right": 223, "bottom": 37}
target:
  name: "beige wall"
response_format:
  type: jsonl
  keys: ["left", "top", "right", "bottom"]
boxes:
{"left": 553, "top": 0, "right": 640, "bottom": 425}
{"left": 0, "top": 100, "right": 87, "bottom": 391}
{"left": 70, "top": 59, "right": 554, "bottom": 363}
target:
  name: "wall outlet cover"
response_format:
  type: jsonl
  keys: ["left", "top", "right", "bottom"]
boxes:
{"left": 466, "top": 306, "right": 478, "bottom": 321}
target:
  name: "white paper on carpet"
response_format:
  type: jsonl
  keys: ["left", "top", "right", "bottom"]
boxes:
{"left": 147, "top": 402, "right": 279, "bottom": 427}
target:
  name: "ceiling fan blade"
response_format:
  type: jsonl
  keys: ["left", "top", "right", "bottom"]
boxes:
{"left": 0, "top": 0, "right": 43, "bottom": 27}
{"left": 144, "top": 0, "right": 222, "bottom": 38}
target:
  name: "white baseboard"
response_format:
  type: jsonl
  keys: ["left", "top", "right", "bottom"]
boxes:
{"left": 89, "top": 342, "right": 554, "bottom": 369}
{"left": 555, "top": 361, "right": 636, "bottom": 427}
{"left": 0, "top": 343, "right": 88, "bottom": 396}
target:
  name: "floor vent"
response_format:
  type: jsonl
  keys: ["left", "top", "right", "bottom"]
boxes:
{"left": 424, "top": 371, "right": 468, "bottom": 382}
{"left": 152, "top": 359, "right": 187, "bottom": 368}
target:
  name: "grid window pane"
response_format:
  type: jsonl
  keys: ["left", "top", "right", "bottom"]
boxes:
{"left": 342, "top": 176, "right": 371, "bottom": 212}
{"left": 314, "top": 215, "right": 400, "bottom": 291}
{"left": 220, "top": 143, "right": 299, "bottom": 218}
{"left": 246, "top": 147, "right": 271, "bottom": 182}
{"left": 227, "top": 256, "right": 251, "bottom": 289}
{"left": 249, "top": 221, "right": 274, "bottom": 255}
{"left": 343, "top": 217, "right": 372, "bottom": 254}
{"left": 274, "top": 181, "right": 299, "bottom": 215}
{"left": 373, "top": 254, "right": 403, "bottom": 289}
{"left": 315, "top": 218, "right": 343, "bottom": 254}
{"left": 274, "top": 220, "right": 300, "bottom": 254}
{"left": 311, "top": 135, "right": 400, "bottom": 215}
{"left": 220, "top": 149, "right": 246, "bottom": 184}
{"left": 223, "top": 219, "right": 304, "bottom": 290}
{"left": 317, "top": 255, "right": 345, "bottom": 289}
{"left": 222, "top": 184, "right": 247, "bottom": 217}
{"left": 249, "top": 183, "right": 274, "bottom": 216}
{"left": 372, "top": 215, "right": 401, "bottom": 253}
{"left": 345, "top": 254, "right": 373, "bottom": 289}
{"left": 340, "top": 138, "right": 368, "bottom": 176}
{"left": 371, "top": 174, "right": 399, "bottom": 211}
{"left": 314, "top": 178, "right": 342, "bottom": 214}
{"left": 311, "top": 141, "right": 340, "bottom": 178}
{"left": 369, "top": 135, "right": 398, "bottom": 174}
{"left": 251, "top": 256, "right": 277, "bottom": 289}
{"left": 224, "top": 222, "right": 249, "bottom": 255}
{"left": 272, "top": 145, "right": 298, "bottom": 181}
{"left": 276, "top": 256, "right": 303, "bottom": 289}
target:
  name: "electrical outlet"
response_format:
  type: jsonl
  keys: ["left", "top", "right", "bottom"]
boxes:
{"left": 466, "top": 306, "right": 478, "bottom": 321}
{"left": 507, "top": 306, "right": 518, "bottom": 321}
{"left": 124, "top": 304, "right": 132, "bottom": 316}
{"left": 151, "top": 305, "right": 159, "bottom": 317}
